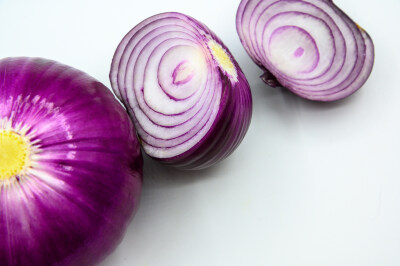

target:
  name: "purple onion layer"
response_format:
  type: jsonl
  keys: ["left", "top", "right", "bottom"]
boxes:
{"left": 236, "top": 0, "right": 374, "bottom": 101}
{"left": 110, "top": 12, "right": 253, "bottom": 170}
{"left": 0, "top": 57, "right": 142, "bottom": 266}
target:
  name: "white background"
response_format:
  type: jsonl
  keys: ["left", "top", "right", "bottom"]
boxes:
{"left": 1, "top": 0, "right": 399, "bottom": 265}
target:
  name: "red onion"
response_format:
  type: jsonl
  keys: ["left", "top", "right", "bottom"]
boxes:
{"left": 0, "top": 57, "right": 142, "bottom": 266}
{"left": 110, "top": 12, "right": 252, "bottom": 170}
{"left": 236, "top": 0, "right": 375, "bottom": 101}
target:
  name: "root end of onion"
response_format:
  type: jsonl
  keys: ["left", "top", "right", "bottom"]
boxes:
{"left": 207, "top": 40, "right": 238, "bottom": 82}
{"left": 0, "top": 130, "right": 31, "bottom": 180}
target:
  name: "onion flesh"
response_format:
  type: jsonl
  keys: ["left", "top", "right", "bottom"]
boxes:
{"left": 110, "top": 12, "right": 253, "bottom": 170}
{"left": 236, "top": 0, "right": 375, "bottom": 101}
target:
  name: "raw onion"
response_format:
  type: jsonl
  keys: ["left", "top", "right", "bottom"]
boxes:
{"left": 0, "top": 57, "right": 142, "bottom": 266}
{"left": 110, "top": 12, "right": 252, "bottom": 170}
{"left": 236, "top": 0, "right": 374, "bottom": 101}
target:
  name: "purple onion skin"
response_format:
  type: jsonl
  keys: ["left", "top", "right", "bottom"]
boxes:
{"left": 110, "top": 12, "right": 253, "bottom": 170}
{"left": 236, "top": 0, "right": 375, "bottom": 101}
{"left": 0, "top": 58, "right": 142, "bottom": 266}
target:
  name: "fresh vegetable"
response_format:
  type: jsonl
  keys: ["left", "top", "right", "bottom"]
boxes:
{"left": 0, "top": 57, "right": 142, "bottom": 266}
{"left": 236, "top": 0, "right": 374, "bottom": 101}
{"left": 110, "top": 12, "right": 252, "bottom": 170}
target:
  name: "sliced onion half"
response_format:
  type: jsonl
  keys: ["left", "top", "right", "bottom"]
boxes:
{"left": 236, "top": 0, "right": 374, "bottom": 101}
{"left": 110, "top": 12, "right": 252, "bottom": 170}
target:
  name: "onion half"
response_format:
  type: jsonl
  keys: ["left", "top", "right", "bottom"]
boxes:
{"left": 0, "top": 57, "right": 142, "bottom": 266}
{"left": 236, "top": 0, "right": 374, "bottom": 101}
{"left": 110, "top": 12, "right": 252, "bottom": 170}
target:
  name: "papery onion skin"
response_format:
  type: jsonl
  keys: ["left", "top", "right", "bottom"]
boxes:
{"left": 0, "top": 57, "right": 142, "bottom": 266}
{"left": 236, "top": 0, "right": 374, "bottom": 101}
{"left": 110, "top": 12, "right": 252, "bottom": 170}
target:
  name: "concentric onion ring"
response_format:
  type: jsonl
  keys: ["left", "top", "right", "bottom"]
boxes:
{"left": 236, "top": 0, "right": 374, "bottom": 101}
{"left": 110, "top": 12, "right": 252, "bottom": 170}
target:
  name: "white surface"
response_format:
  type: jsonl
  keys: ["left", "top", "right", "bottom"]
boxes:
{"left": 1, "top": 0, "right": 399, "bottom": 265}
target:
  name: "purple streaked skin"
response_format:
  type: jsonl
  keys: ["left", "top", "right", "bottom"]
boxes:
{"left": 110, "top": 12, "right": 252, "bottom": 170}
{"left": 236, "top": 0, "right": 374, "bottom": 101}
{"left": 0, "top": 57, "right": 142, "bottom": 266}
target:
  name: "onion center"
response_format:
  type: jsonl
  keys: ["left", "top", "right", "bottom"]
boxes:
{"left": 267, "top": 26, "right": 319, "bottom": 76}
{"left": 172, "top": 61, "right": 196, "bottom": 85}
{"left": 0, "top": 130, "right": 30, "bottom": 180}
{"left": 207, "top": 40, "right": 238, "bottom": 82}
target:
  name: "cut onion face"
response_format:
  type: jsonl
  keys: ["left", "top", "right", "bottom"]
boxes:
{"left": 0, "top": 57, "right": 142, "bottom": 266}
{"left": 110, "top": 12, "right": 252, "bottom": 170}
{"left": 236, "top": 0, "right": 374, "bottom": 101}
